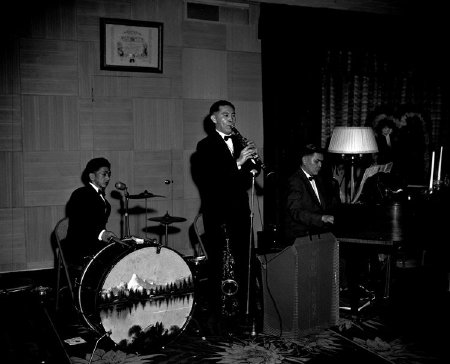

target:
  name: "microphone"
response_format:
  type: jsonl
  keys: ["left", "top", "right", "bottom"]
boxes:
{"left": 108, "top": 235, "right": 131, "bottom": 247}
{"left": 115, "top": 181, "right": 127, "bottom": 190}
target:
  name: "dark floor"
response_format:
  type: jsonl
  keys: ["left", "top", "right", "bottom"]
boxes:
{"left": 1, "top": 260, "right": 449, "bottom": 364}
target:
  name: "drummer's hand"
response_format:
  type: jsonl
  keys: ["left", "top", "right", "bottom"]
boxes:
{"left": 131, "top": 236, "right": 145, "bottom": 244}
{"left": 101, "top": 230, "right": 117, "bottom": 242}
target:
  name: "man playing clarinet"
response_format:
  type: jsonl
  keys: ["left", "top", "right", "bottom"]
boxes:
{"left": 191, "top": 100, "right": 261, "bottom": 333}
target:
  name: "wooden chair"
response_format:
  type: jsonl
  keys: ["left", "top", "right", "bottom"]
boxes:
{"left": 190, "top": 213, "right": 210, "bottom": 324}
{"left": 193, "top": 213, "right": 208, "bottom": 260}
{"left": 54, "top": 217, "right": 74, "bottom": 311}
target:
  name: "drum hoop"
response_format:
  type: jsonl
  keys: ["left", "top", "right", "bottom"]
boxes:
{"left": 77, "top": 242, "right": 127, "bottom": 332}
{"left": 77, "top": 243, "right": 194, "bottom": 336}
{"left": 100, "top": 245, "right": 192, "bottom": 293}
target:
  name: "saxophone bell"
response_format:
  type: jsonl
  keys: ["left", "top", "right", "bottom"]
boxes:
{"left": 221, "top": 224, "right": 239, "bottom": 316}
{"left": 222, "top": 278, "right": 238, "bottom": 296}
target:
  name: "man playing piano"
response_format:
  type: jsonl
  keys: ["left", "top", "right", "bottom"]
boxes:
{"left": 283, "top": 143, "right": 341, "bottom": 244}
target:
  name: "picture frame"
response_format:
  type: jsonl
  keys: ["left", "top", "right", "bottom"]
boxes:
{"left": 100, "top": 18, "right": 163, "bottom": 73}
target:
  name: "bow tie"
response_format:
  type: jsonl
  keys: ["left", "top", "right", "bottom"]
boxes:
{"left": 308, "top": 176, "right": 316, "bottom": 181}
{"left": 98, "top": 189, "right": 105, "bottom": 197}
{"left": 224, "top": 135, "right": 232, "bottom": 141}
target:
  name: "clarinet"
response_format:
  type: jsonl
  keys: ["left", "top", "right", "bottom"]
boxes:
{"left": 230, "top": 125, "right": 267, "bottom": 171}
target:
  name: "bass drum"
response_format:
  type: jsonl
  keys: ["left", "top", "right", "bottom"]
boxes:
{"left": 77, "top": 243, "right": 195, "bottom": 352}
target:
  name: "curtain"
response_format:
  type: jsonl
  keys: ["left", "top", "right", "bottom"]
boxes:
{"left": 320, "top": 48, "right": 448, "bottom": 184}
{"left": 260, "top": 3, "right": 450, "bottom": 226}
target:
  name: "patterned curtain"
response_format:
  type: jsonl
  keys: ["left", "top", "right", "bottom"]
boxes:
{"left": 320, "top": 48, "right": 446, "bottom": 181}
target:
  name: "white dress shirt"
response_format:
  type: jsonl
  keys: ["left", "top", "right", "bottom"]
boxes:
{"left": 302, "top": 169, "right": 321, "bottom": 204}
{"left": 217, "top": 130, "right": 234, "bottom": 155}
{"left": 89, "top": 182, "right": 106, "bottom": 240}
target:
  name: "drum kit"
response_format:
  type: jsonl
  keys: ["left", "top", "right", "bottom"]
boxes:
{"left": 148, "top": 211, "right": 187, "bottom": 246}
{"left": 76, "top": 184, "right": 195, "bottom": 353}
{"left": 127, "top": 188, "right": 187, "bottom": 246}
{"left": 114, "top": 182, "right": 186, "bottom": 242}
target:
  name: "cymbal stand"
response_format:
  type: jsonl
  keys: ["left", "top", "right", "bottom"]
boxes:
{"left": 144, "top": 197, "right": 148, "bottom": 239}
{"left": 246, "top": 170, "right": 258, "bottom": 335}
{"left": 162, "top": 222, "right": 169, "bottom": 246}
{"left": 123, "top": 188, "right": 131, "bottom": 238}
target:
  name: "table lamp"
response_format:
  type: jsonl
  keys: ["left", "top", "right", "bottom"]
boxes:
{"left": 328, "top": 126, "right": 378, "bottom": 203}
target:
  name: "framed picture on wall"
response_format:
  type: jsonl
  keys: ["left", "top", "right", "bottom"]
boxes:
{"left": 100, "top": 18, "right": 163, "bottom": 73}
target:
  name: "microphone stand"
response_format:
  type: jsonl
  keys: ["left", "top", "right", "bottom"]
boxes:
{"left": 246, "top": 169, "right": 258, "bottom": 336}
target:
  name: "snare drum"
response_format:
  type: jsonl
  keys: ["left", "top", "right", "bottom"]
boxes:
{"left": 77, "top": 242, "right": 195, "bottom": 352}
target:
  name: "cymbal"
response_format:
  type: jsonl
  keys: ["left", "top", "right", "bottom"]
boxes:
{"left": 148, "top": 212, "right": 187, "bottom": 225}
{"left": 128, "top": 190, "right": 165, "bottom": 199}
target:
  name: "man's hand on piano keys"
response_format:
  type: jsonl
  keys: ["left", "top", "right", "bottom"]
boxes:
{"left": 321, "top": 215, "right": 335, "bottom": 224}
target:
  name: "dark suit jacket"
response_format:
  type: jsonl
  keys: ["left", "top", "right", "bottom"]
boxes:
{"left": 375, "top": 134, "right": 394, "bottom": 164}
{"left": 192, "top": 131, "right": 252, "bottom": 227}
{"left": 284, "top": 169, "right": 340, "bottom": 243}
{"left": 64, "top": 184, "right": 111, "bottom": 264}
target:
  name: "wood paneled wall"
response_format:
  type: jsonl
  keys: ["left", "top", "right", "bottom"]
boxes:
{"left": 0, "top": 0, "right": 263, "bottom": 272}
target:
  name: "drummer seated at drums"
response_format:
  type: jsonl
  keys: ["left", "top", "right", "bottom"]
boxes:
{"left": 64, "top": 157, "right": 119, "bottom": 268}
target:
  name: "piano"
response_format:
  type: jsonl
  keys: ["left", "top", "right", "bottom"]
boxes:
{"left": 332, "top": 185, "right": 449, "bottom": 304}
{"left": 334, "top": 185, "right": 449, "bottom": 248}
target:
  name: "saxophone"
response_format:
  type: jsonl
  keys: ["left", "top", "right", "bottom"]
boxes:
{"left": 230, "top": 125, "right": 267, "bottom": 171}
{"left": 221, "top": 224, "right": 239, "bottom": 317}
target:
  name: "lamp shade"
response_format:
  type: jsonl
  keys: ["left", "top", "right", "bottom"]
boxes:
{"left": 328, "top": 127, "right": 378, "bottom": 154}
